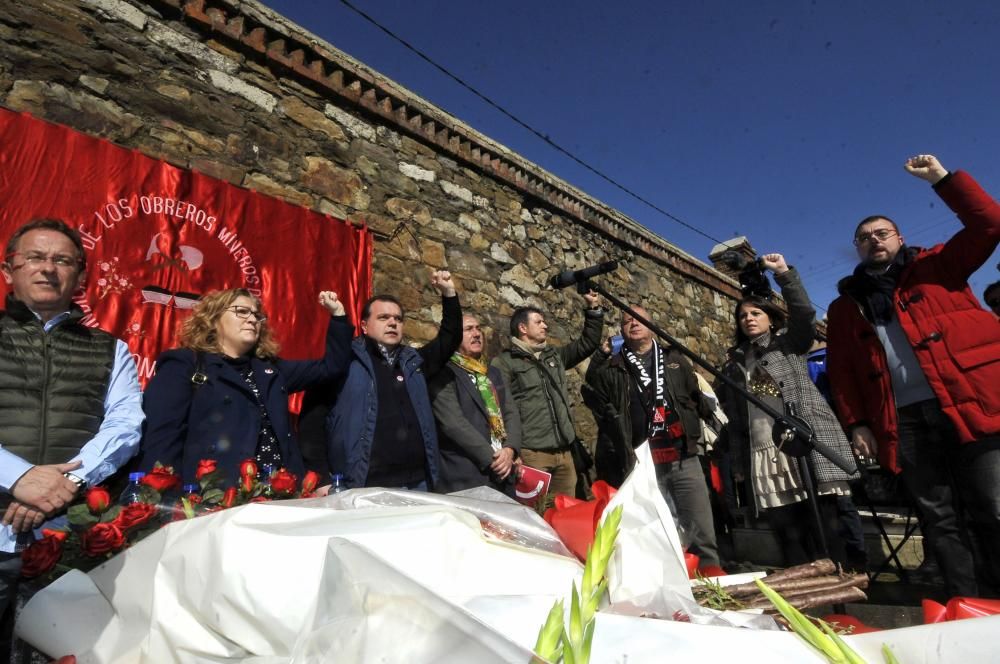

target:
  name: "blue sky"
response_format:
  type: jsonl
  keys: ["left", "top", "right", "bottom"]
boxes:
{"left": 264, "top": 1, "right": 1000, "bottom": 314}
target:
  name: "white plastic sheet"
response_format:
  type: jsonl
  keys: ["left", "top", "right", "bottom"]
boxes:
{"left": 18, "top": 482, "right": 1000, "bottom": 663}
{"left": 18, "top": 493, "right": 578, "bottom": 662}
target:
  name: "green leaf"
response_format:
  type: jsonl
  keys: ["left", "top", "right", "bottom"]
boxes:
{"left": 819, "top": 620, "right": 867, "bottom": 664}
{"left": 754, "top": 580, "right": 846, "bottom": 663}
{"left": 99, "top": 505, "right": 122, "bottom": 523}
{"left": 881, "top": 643, "right": 901, "bottom": 664}
{"left": 66, "top": 504, "right": 98, "bottom": 527}
{"left": 202, "top": 488, "right": 224, "bottom": 504}
{"left": 138, "top": 485, "right": 160, "bottom": 504}
{"left": 199, "top": 471, "right": 223, "bottom": 493}
{"left": 562, "top": 634, "right": 576, "bottom": 664}
{"left": 568, "top": 583, "right": 583, "bottom": 646}
{"left": 533, "top": 599, "right": 564, "bottom": 660}
{"left": 581, "top": 618, "right": 596, "bottom": 664}
{"left": 580, "top": 543, "right": 596, "bottom": 599}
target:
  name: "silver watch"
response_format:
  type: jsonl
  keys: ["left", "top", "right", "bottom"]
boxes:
{"left": 64, "top": 472, "right": 87, "bottom": 490}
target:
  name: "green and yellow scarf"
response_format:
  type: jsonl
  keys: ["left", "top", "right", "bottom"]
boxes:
{"left": 450, "top": 353, "right": 507, "bottom": 449}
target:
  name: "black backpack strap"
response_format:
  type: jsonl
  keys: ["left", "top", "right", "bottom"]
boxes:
{"left": 191, "top": 350, "right": 208, "bottom": 390}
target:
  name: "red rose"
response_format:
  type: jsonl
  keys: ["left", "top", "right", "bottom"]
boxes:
{"left": 301, "top": 471, "right": 321, "bottom": 495}
{"left": 221, "top": 487, "right": 238, "bottom": 508}
{"left": 85, "top": 486, "right": 112, "bottom": 515}
{"left": 21, "top": 535, "right": 63, "bottom": 578}
{"left": 41, "top": 528, "right": 69, "bottom": 542}
{"left": 195, "top": 459, "right": 217, "bottom": 480}
{"left": 249, "top": 496, "right": 270, "bottom": 503}
{"left": 80, "top": 523, "right": 126, "bottom": 556}
{"left": 240, "top": 473, "right": 254, "bottom": 494}
{"left": 141, "top": 467, "right": 181, "bottom": 493}
{"left": 269, "top": 469, "right": 297, "bottom": 495}
{"left": 112, "top": 502, "right": 157, "bottom": 531}
{"left": 239, "top": 459, "right": 258, "bottom": 480}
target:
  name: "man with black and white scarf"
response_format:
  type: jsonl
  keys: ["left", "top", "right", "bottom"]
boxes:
{"left": 584, "top": 306, "right": 719, "bottom": 567}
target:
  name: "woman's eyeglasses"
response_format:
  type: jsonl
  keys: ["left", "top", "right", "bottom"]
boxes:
{"left": 227, "top": 305, "right": 267, "bottom": 323}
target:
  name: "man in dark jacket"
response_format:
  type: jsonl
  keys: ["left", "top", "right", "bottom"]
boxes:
{"left": 430, "top": 314, "right": 521, "bottom": 493}
{"left": 584, "top": 306, "right": 719, "bottom": 567}
{"left": 827, "top": 154, "right": 1000, "bottom": 596}
{"left": 0, "top": 219, "right": 143, "bottom": 616}
{"left": 492, "top": 292, "right": 604, "bottom": 498}
{"left": 321, "top": 270, "right": 461, "bottom": 490}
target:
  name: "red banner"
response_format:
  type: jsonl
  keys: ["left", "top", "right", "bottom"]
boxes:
{"left": 0, "top": 109, "right": 371, "bottom": 389}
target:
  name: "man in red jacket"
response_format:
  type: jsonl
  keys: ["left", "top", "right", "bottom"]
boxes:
{"left": 827, "top": 154, "right": 1000, "bottom": 598}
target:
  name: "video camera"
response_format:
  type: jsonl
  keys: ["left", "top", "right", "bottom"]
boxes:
{"left": 719, "top": 251, "right": 773, "bottom": 300}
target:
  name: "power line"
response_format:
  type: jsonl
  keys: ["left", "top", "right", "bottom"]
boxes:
{"left": 337, "top": 1, "right": 833, "bottom": 314}
{"left": 338, "top": 0, "right": 723, "bottom": 245}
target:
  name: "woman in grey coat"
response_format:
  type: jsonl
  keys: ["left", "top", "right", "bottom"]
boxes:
{"left": 718, "top": 253, "right": 858, "bottom": 567}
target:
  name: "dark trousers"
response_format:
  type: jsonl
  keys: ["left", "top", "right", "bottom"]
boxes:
{"left": 764, "top": 495, "right": 846, "bottom": 568}
{"left": 836, "top": 494, "right": 869, "bottom": 572}
{"left": 0, "top": 552, "right": 22, "bottom": 658}
{"left": 897, "top": 400, "right": 1000, "bottom": 597}
{"left": 656, "top": 456, "right": 721, "bottom": 566}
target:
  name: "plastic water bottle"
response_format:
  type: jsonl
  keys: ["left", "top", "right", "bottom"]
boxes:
{"left": 261, "top": 465, "right": 276, "bottom": 497}
{"left": 331, "top": 473, "right": 346, "bottom": 494}
{"left": 182, "top": 483, "right": 200, "bottom": 496}
{"left": 119, "top": 472, "right": 146, "bottom": 505}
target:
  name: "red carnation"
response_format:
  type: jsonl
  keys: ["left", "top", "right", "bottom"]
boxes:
{"left": 85, "top": 486, "right": 112, "bottom": 515}
{"left": 141, "top": 466, "right": 181, "bottom": 493}
{"left": 195, "top": 459, "right": 218, "bottom": 480}
{"left": 269, "top": 469, "right": 297, "bottom": 495}
{"left": 221, "top": 487, "right": 238, "bottom": 508}
{"left": 21, "top": 535, "right": 64, "bottom": 578}
{"left": 301, "top": 471, "right": 321, "bottom": 496}
{"left": 239, "top": 459, "right": 258, "bottom": 480}
{"left": 113, "top": 502, "right": 157, "bottom": 531}
{"left": 80, "top": 523, "right": 126, "bottom": 557}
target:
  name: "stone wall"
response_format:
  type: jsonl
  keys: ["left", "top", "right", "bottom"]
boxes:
{"left": 0, "top": 0, "right": 743, "bottom": 444}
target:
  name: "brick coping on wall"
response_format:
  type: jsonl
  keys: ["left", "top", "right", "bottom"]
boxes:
{"left": 142, "top": 0, "right": 743, "bottom": 299}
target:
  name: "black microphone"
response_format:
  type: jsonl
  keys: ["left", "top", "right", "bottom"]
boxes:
{"left": 549, "top": 261, "right": 619, "bottom": 289}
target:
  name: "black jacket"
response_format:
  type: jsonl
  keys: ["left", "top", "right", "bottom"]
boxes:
{"left": 139, "top": 315, "right": 354, "bottom": 486}
{"left": 429, "top": 362, "right": 522, "bottom": 493}
{"left": 583, "top": 345, "right": 709, "bottom": 487}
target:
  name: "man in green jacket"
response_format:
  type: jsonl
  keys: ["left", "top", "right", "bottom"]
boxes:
{"left": 492, "top": 291, "right": 604, "bottom": 498}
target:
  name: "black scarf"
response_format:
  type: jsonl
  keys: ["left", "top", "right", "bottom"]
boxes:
{"left": 840, "top": 245, "right": 919, "bottom": 325}
{"left": 621, "top": 341, "right": 681, "bottom": 444}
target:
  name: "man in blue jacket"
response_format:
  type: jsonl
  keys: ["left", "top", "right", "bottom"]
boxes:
{"left": 325, "top": 270, "right": 462, "bottom": 490}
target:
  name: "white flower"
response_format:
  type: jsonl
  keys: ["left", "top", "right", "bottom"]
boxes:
{"left": 100, "top": 262, "right": 110, "bottom": 271}
{"left": 130, "top": 323, "right": 140, "bottom": 332}
{"left": 97, "top": 278, "right": 107, "bottom": 286}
